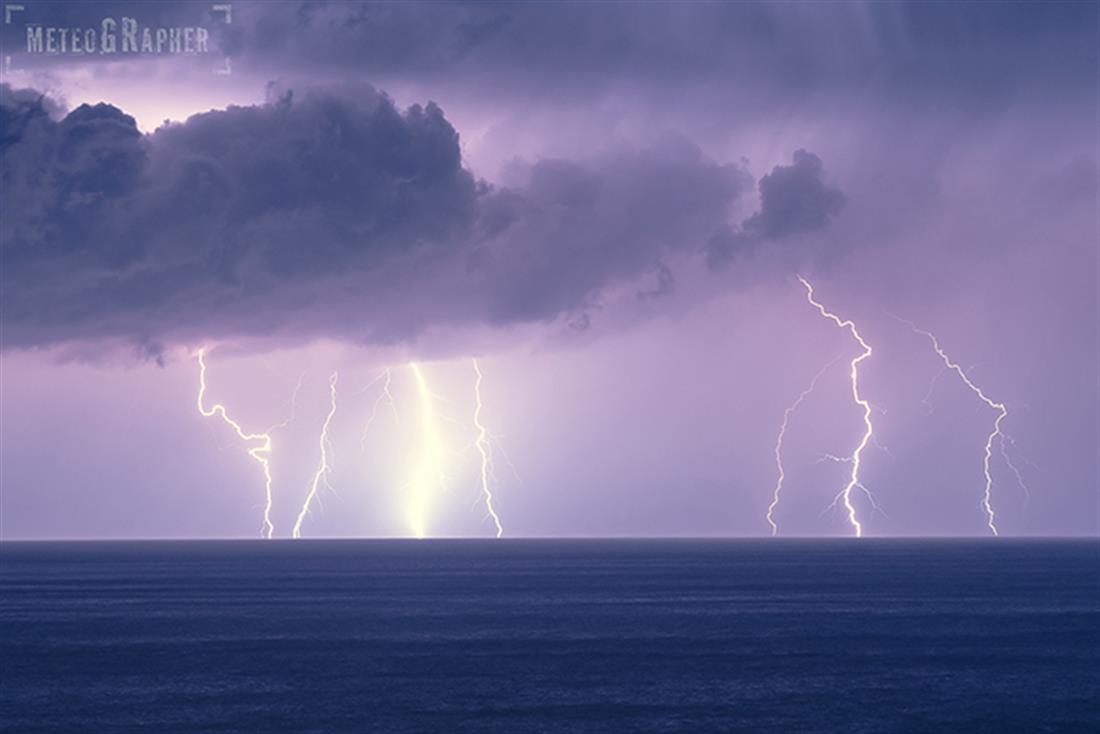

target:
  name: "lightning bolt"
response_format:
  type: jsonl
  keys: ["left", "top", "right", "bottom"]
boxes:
{"left": 767, "top": 356, "right": 840, "bottom": 536}
{"left": 891, "top": 316, "right": 1009, "bottom": 536}
{"left": 360, "top": 368, "right": 398, "bottom": 452}
{"left": 998, "top": 434, "right": 1034, "bottom": 506}
{"left": 798, "top": 276, "right": 874, "bottom": 538}
{"left": 267, "top": 371, "right": 306, "bottom": 432}
{"left": 292, "top": 372, "right": 340, "bottom": 539}
{"left": 920, "top": 367, "right": 948, "bottom": 414}
{"left": 472, "top": 359, "right": 504, "bottom": 538}
{"left": 195, "top": 348, "right": 276, "bottom": 539}
{"left": 407, "top": 362, "right": 446, "bottom": 539}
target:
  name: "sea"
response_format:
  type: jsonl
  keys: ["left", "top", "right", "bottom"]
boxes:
{"left": 1, "top": 539, "right": 1097, "bottom": 732}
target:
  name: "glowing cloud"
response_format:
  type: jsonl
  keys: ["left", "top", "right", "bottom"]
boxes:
{"left": 798, "top": 276, "right": 875, "bottom": 538}
{"left": 195, "top": 348, "right": 276, "bottom": 539}
{"left": 292, "top": 372, "right": 340, "bottom": 539}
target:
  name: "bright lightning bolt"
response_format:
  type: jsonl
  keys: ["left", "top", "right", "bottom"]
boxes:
{"left": 195, "top": 348, "right": 276, "bottom": 539}
{"left": 407, "top": 362, "right": 446, "bottom": 539}
{"left": 798, "top": 276, "right": 874, "bottom": 538}
{"left": 891, "top": 316, "right": 1009, "bottom": 536}
{"left": 472, "top": 359, "right": 504, "bottom": 538}
{"left": 292, "top": 372, "right": 340, "bottom": 539}
{"left": 767, "top": 356, "right": 840, "bottom": 536}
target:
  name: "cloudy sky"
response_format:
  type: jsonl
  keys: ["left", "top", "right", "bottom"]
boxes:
{"left": 1, "top": 1, "right": 1096, "bottom": 539}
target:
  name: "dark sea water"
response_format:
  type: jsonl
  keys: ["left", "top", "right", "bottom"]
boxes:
{"left": 1, "top": 540, "right": 1097, "bottom": 733}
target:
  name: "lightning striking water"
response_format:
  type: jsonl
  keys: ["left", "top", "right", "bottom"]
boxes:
{"left": 195, "top": 348, "right": 276, "bottom": 539}
{"left": 798, "top": 276, "right": 874, "bottom": 538}
{"left": 893, "top": 317, "right": 1008, "bottom": 535}
{"left": 407, "top": 362, "right": 446, "bottom": 539}
{"left": 360, "top": 368, "right": 398, "bottom": 452}
{"left": 472, "top": 359, "right": 505, "bottom": 538}
{"left": 767, "top": 357, "right": 840, "bottom": 536}
{"left": 292, "top": 372, "right": 340, "bottom": 539}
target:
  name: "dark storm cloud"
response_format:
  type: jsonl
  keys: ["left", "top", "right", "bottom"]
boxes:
{"left": 1, "top": 82, "right": 476, "bottom": 349}
{"left": 705, "top": 150, "right": 845, "bottom": 270}
{"left": 472, "top": 138, "right": 750, "bottom": 324}
{"left": 214, "top": 1, "right": 1097, "bottom": 105}
{"left": 0, "top": 83, "right": 842, "bottom": 353}
{"left": 743, "top": 151, "right": 846, "bottom": 240}
{"left": 8, "top": 1, "right": 1094, "bottom": 96}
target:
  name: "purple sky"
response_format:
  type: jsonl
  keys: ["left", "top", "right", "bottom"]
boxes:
{"left": 1, "top": 1, "right": 1097, "bottom": 539}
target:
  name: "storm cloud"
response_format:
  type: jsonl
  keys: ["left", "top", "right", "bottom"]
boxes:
{"left": 705, "top": 150, "right": 844, "bottom": 270}
{"left": 210, "top": 1, "right": 1100, "bottom": 115}
{"left": 0, "top": 2, "right": 1094, "bottom": 541}
{"left": 1, "top": 82, "right": 842, "bottom": 354}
